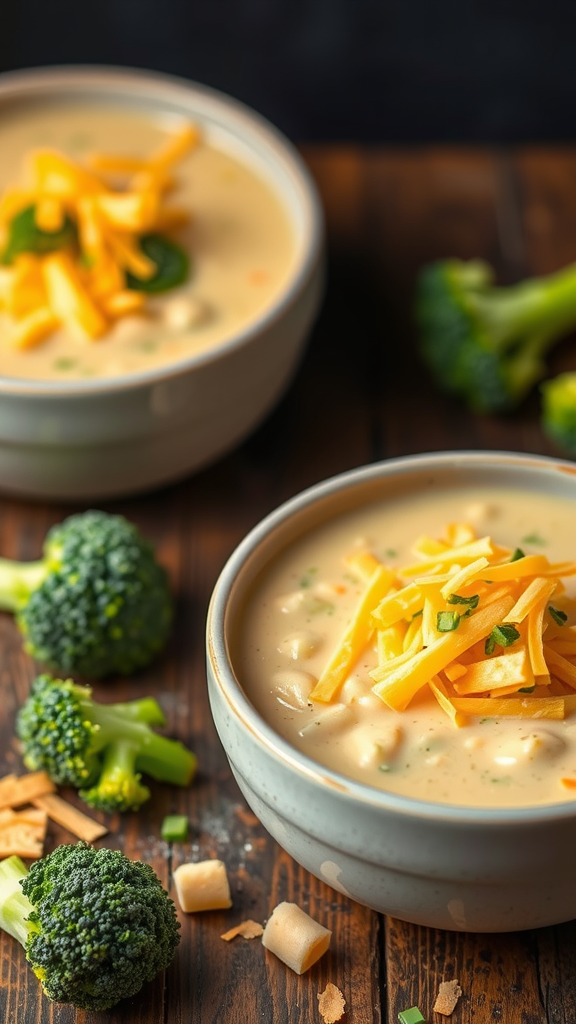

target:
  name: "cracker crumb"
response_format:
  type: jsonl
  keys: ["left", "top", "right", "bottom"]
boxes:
{"left": 433, "top": 979, "right": 463, "bottom": 1016}
{"left": 220, "top": 919, "right": 264, "bottom": 941}
{"left": 317, "top": 982, "right": 346, "bottom": 1023}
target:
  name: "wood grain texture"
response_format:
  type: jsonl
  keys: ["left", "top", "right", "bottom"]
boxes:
{"left": 2, "top": 146, "right": 576, "bottom": 1022}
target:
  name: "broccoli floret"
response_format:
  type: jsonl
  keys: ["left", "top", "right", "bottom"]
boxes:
{"left": 17, "top": 674, "right": 196, "bottom": 813}
{"left": 415, "top": 258, "right": 576, "bottom": 413}
{"left": 541, "top": 371, "right": 576, "bottom": 455}
{"left": 0, "top": 843, "right": 180, "bottom": 1010}
{"left": 0, "top": 509, "right": 172, "bottom": 678}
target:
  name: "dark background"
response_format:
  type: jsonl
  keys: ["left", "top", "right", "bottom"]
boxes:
{"left": 0, "top": 0, "right": 574, "bottom": 144}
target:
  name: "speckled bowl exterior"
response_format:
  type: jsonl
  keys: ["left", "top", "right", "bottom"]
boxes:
{"left": 207, "top": 451, "right": 576, "bottom": 932}
{"left": 0, "top": 66, "right": 324, "bottom": 499}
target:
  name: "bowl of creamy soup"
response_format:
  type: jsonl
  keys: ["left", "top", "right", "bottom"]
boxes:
{"left": 0, "top": 66, "right": 323, "bottom": 498}
{"left": 207, "top": 451, "right": 576, "bottom": 932}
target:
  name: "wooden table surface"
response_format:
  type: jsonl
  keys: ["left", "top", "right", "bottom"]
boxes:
{"left": 2, "top": 145, "right": 576, "bottom": 1023}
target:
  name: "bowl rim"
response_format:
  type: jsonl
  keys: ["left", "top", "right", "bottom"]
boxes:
{"left": 208, "top": 449, "right": 576, "bottom": 828}
{"left": 0, "top": 63, "right": 324, "bottom": 397}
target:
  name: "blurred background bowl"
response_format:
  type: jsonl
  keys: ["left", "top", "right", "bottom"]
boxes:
{"left": 0, "top": 65, "right": 324, "bottom": 500}
{"left": 207, "top": 450, "right": 576, "bottom": 932}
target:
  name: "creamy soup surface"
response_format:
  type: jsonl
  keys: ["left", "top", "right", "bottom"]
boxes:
{"left": 0, "top": 104, "right": 296, "bottom": 381}
{"left": 235, "top": 485, "right": 576, "bottom": 808}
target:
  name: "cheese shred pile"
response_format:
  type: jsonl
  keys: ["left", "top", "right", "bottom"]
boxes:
{"left": 0, "top": 124, "right": 197, "bottom": 348}
{"left": 309, "top": 521, "right": 576, "bottom": 726}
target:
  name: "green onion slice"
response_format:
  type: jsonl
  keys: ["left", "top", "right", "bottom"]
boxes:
{"left": 160, "top": 814, "right": 189, "bottom": 842}
{"left": 447, "top": 593, "right": 479, "bottom": 609}
{"left": 549, "top": 606, "right": 568, "bottom": 626}
{"left": 485, "top": 623, "right": 520, "bottom": 655}
{"left": 437, "top": 610, "right": 460, "bottom": 632}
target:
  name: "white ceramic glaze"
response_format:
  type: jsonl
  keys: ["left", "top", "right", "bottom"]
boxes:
{"left": 0, "top": 66, "right": 324, "bottom": 499}
{"left": 207, "top": 451, "right": 576, "bottom": 932}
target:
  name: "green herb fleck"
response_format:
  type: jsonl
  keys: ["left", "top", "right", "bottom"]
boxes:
{"left": 549, "top": 606, "right": 568, "bottom": 627}
{"left": 136, "top": 339, "right": 158, "bottom": 353}
{"left": 53, "top": 357, "right": 77, "bottom": 371}
{"left": 385, "top": 548, "right": 398, "bottom": 559}
{"left": 518, "top": 685, "right": 536, "bottom": 693}
{"left": 511, "top": 547, "right": 525, "bottom": 562}
{"left": 437, "top": 610, "right": 460, "bottom": 632}
{"left": 485, "top": 623, "right": 521, "bottom": 654}
{"left": 448, "top": 593, "right": 479, "bottom": 610}
{"left": 299, "top": 567, "right": 318, "bottom": 589}
{"left": 411, "top": 609, "right": 423, "bottom": 620}
{"left": 494, "top": 623, "right": 521, "bottom": 646}
{"left": 379, "top": 764, "right": 391, "bottom": 773}
{"left": 305, "top": 596, "right": 334, "bottom": 616}
{"left": 521, "top": 532, "right": 546, "bottom": 546}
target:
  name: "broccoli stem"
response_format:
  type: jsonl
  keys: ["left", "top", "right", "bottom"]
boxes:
{"left": 477, "top": 261, "right": 576, "bottom": 352}
{"left": 135, "top": 732, "right": 197, "bottom": 786}
{"left": 94, "top": 739, "right": 149, "bottom": 803}
{"left": 113, "top": 696, "right": 166, "bottom": 727}
{"left": 85, "top": 702, "right": 196, "bottom": 785}
{"left": 0, "top": 856, "right": 34, "bottom": 947}
{"left": 0, "top": 558, "right": 48, "bottom": 612}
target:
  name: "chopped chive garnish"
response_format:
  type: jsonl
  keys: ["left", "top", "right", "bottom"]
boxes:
{"left": 485, "top": 623, "right": 521, "bottom": 654}
{"left": 299, "top": 567, "right": 318, "bottom": 589}
{"left": 549, "top": 606, "right": 568, "bottom": 626}
{"left": 510, "top": 547, "right": 525, "bottom": 562}
{"left": 437, "top": 610, "right": 460, "bottom": 632}
{"left": 448, "top": 593, "right": 479, "bottom": 609}
{"left": 522, "top": 532, "right": 546, "bottom": 546}
{"left": 411, "top": 609, "right": 423, "bottom": 620}
{"left": 493, "top": 624, "right": 521, "bottom": 646}
{"left": 518, "top": 685, "right": 536, "bottom": 693}
{"left": 161, "top": 814, "right": 189, "bottom": 842}
{"left": 398, "top": 1009, "right": 425, "bottom": 1024}
{"left": 53, "top": 357, "right": 77, "bottom": 371}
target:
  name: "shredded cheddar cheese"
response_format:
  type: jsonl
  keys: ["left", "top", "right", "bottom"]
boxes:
{"left": 309, "top": 522, "right": 576, "bottom": 722}
{"left": 0, "top": 124, "right": 198, "bottom": 348}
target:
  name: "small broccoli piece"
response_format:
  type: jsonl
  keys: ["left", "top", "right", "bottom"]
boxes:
{"left": 17, "top": 674, "right": 196, "bottom": 813}
{"left": 541, "top": 371, "right": 576, "bottom": 455}
{"left": 415, "top": 258, "right": 576, "bottom": 413}
{"left": 0, "top": 842, "right": 180, "bottom": 1010}
{"left": 0, "top": 509, "right": 172, "bottom": 678}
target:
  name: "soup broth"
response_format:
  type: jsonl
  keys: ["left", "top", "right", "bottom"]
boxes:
{"left": 235, "top": 485, "right": 576, "bottom": 808}
{"left": 0, "top": 103, "right": 296, "bottom": 381}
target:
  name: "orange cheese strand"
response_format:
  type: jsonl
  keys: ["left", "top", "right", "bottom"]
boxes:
{"left": 309, "top": 564, "right": 396, "bottom": 703}
{"left": 429, "top": 675, "right": 467, "bottom": 727}
{"left": 454, "top": 647, "right": 533, "bottom": 695}
{"left": 450, "top": 696, "right": 565, "bottom": 719}
{"left": 372, "top": 594, "right": 515, "bottom": 711}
